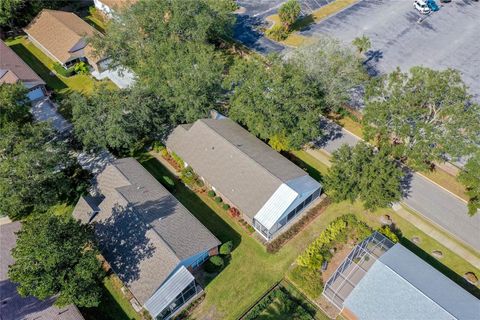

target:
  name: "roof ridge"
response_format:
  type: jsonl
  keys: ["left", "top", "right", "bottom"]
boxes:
{"left": 197, "top": 119, "right": 286, "bottom": 185}
{"left": 380, "top": 252, "right": 457, "bottom": 319}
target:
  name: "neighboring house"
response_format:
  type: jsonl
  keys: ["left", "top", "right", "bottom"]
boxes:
{"left": 72, "top": 158, "right": 220, "bottom": 320}
{"left": 0, "top": 40, "right": 46, "bottom": 101}
{"left": 94, "top": 0, "right": 137, "bottom": 17}
{"left": 323, "top": 232, "right": 480, "bottom": 320}
{"left": 166, "top": 116, "right": 322, "bottom": 241}
{"left": 0, "top": 221, "right": 85, "bottom": 320}
{"left": 24, "top": 9, "right": 103, "bottom": 71}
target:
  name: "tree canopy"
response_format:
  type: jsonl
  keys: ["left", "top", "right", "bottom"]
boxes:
{"left": 459, "top": 153, "right": 480, "bottom": 216}
{"left": 91, "top": 0, "right": 234, "bottom": 124}
{"left": 289, "top": 37, "right": 367, "bottom": 112}
{"left": 224, "top": 55, "right": 325, "bottom": 151}
{"left": 69, "top": 84, "right": 169, "bottom": 153}
{"left": 8, "top": 214, "right": 104, "bottom": 307}
{"left": 352, "top": 35, "right": 371, "bottom": 54}
{"left": 0, "top": 83, "right": 31, "bottom": 126}
{"left": 278, "top": 0, "right": 301, "bottom": 29}
{"left": 363, "top": 67, "right": 480, "bottom": 171}
{"left": 325, "top": 143, "right": 404, "bottom": 210}
{"left": 0, "top": 0, "right": 69, "bottom": 30}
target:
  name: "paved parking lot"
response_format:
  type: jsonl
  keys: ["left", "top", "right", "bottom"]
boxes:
{"left": 234, "top": 0, "right": 334, "bottom": 53}
{"left": 301, "top": 0, "right": 480, "bottom": 100}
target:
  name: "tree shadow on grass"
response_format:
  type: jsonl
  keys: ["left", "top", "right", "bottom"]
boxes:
{"left": 9, "top": 43, "right": 68, "bottom": 91}
{"left": 400, "top": 238, "right": 480, "bottom": 298}
{"left": 284, "top": 152, "right": 324, "bottom": 183}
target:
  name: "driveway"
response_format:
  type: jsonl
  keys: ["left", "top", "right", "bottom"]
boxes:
{"left": 31, "top": 98, "right": 72, "bottom": 135}
{"left": 234, "top": 0, "right": 334, "bottom": 53}
{"left": 316, "top": 120, "right": 480, "bottom": 251}
{"left": 301, "top": 0, "right": 480, "bottom": 101}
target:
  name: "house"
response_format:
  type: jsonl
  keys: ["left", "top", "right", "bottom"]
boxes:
{"left": 323, "top": 232, "right": 480, "bottom": 320}
{"left": 0, "top": 221, "right": 85, "bottom": 320}
{"left": 72, "top": 158, "right": 220, "bottom": 319}
{"left": 94, "top": 0, "right": 137, "bottom": 17}
{"left": 166, "top": 116, "right": 322, "bottom": 241}
{"left": 0, "top": 40, "right": 46, "bottom": 101}
{"left": 24, "top": 9, "right": 103, "bottom": 72}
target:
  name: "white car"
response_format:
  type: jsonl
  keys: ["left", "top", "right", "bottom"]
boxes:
{"left": 414, "top": 0, "right": 431, "bottom": 14}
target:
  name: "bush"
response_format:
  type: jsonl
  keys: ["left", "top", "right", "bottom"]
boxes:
{"left": 163, "top": 176, "right": 175, "bottom": 191}
{"left": 214, "top": 196, "right": 223, "bottom": 203}
{"left": 207, "top": 190, "right": 216, "bottom": 197}
{"left": 153, "top": 141, "right": 165, "bottom": 153}
{"left": 378, "top": 225, "right": 399, "bottom": 243}
{"left": 204, "top": 255, "right": 224, "bottom": 273}
{"left": 73, "top": 61, "right": 90, "bottom": 75}
{"left": 53, "top": 63, "right": 73, "bottom": 77}
{"left": 180, "top": 167, "right": 197, "bottom": 186}
{"left": 228, "top": 207, "right": 240, "bottom": 218}
{"left": 219, "top": 241, "right": 233, "bottom": 255}
{"left": 266, "top": 24, "right": 289, "bottom": 41}
{"left": 171, "top": 152, "right": 184, "bottom": 168}
{"left": 195, "top": 179, "right": 205, "bottom": 188}
{"left": 222, "top": 203, "right": 230, "bottom": 211}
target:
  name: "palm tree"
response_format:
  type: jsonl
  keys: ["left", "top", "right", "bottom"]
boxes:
{"left": 352, "top": 35, "right": 372, "bottom": 55}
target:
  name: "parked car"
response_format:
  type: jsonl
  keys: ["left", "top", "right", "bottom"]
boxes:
{"left": 414, "top": 0, "right": 432, "bottom": 14}
{"left": 426, "top": 0, "right": 440, "bottom": 11}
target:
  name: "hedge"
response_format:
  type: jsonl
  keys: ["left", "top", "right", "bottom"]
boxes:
{"left": 219, "top": 241, "right": 233, "bottom": 255}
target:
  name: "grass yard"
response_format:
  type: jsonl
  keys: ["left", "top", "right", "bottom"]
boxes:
{"left": 419, "top": 168, "right": 468, "bottom": 201}
{"left": 137, "top": 150, "right": 480, "bottom": 319}
{"left": 5, "top": 37, "right": 116, "bottom": 120}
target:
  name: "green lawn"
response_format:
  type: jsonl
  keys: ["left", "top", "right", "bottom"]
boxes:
{"left": 137, "top": 151, "right": 480, "bottom": 319}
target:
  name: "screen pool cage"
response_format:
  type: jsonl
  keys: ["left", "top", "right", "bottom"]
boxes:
{"left": 322, "top": 232, "right": 394, "bottom": 310}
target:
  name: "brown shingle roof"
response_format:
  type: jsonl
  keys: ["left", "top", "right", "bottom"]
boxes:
{"left": 24, "top": 10, "right": 98, "bottom": 64}
{"left": 0, "top": 40, "right": 45, "bottom": 86}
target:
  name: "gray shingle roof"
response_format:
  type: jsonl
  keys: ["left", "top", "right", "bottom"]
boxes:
{"left": 0, "top": 221, "right": 85, "bottom": 320}
{"left": 166, "top": 118, "right": 308, "bottom": 218}
{"left": 344, "top": 244, "right": 480, "bottom": 320}
{"left": 73, "top": 158, "right": 219, "bottom": 304}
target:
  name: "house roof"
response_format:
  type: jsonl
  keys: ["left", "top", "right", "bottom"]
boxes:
{"left": 0, "top": 221, "right": 85, "bottom": 320}
{"left": 344, "top": 244, "right": 480, "bottom": 320}
{"left": 24, "top": 9, "right": 99, "bottom": 64}
{"left": 166, "top": 118, "right": 310, "bottom": 219}
{"left": 73, "top": 158, "right": 219, "bottom": 304}
{"left": 0, "top": 40, "right": 45, "bottom": 86}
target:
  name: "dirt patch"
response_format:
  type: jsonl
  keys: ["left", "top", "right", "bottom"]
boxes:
{"left": 321, "top": 244, "right": 355, "bottom": 283}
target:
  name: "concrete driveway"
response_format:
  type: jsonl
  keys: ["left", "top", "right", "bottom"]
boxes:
{"left": 301, "top": 0, "right": 480, "bottom": 101}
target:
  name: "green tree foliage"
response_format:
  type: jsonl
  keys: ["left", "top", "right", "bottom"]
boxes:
{"left": 224, "top": 55, "right": 324, "bottom": 150}
{"left": 69, "top": 85, "right": 168, "bottom": 153}
{"left": 289, "top": 37, "right": 367, "bottom": 112}
{"left": 91, "top": 0, "right": 234, "bottom": 123}
{"left": 0, "top": 0, "right": 69, "bottom": 30}
{"left": 8, "top": 214, "right": 104, "bottom": 307}
{"left": 278, "top": 0, "right": 301, "bottom": 30}
{"left": 219, "top": 240, "right": 233, "bottom": 255}
{"left": 0, "top": 83, "right": 31, "bottom": 126}
{"left": 0, "top": 123, "right": 75, "bottom": 219}
{"left": 363, "top": 67, "right": 480, "bottom": 171}
{"left": 352, "top": 35, "right": 371, "bottom": 54}
{"left": 325, "top": 143, "right": 404, "bottom": 210}
{"left": 459, "top": 153, "right": 480, "bottom": 216}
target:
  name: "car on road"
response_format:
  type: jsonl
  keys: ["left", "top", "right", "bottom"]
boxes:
{"left": 426, "top": 0, "right": 440, "bottom": 11}
{"left": 414, "top": 0, "right": 431, "bottom": 14}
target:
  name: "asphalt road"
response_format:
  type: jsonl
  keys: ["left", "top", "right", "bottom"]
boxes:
{"left": 317, "top": 121, "right": 480, "bottom": 251}
{"left": 301, "top": 0, "right": 480, "bottom": 101}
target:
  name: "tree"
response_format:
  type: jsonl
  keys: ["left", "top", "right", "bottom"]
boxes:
{"left": 289, "top": 36, "right": 367, "bottom": 112}
{"left": 363, "top": 67, "right": 480, "bottom": 171}
{"left": 0, "top": 83, "right": 31, "bottom": 126}
{"left": 459, "top": 153, "right": 480, "bottom": 216}
{"left": 69, "top": 84, "right": 169, "bottom": 153}
{"left": 0, "top": 0, "right": 23, "bottom": 29}
{"left": 0, "top": 123, "right": 74, "bottom": 219}
{"left": 0, "top": 0, "right": 69, "bottom": 30}
{"left": 352, "top": 35, "right": 371, "bottom": 54}
{"left": 90, "top": 0, "right": 233, "bottom": 124}
{"left": 8, "top": 214, "right": 104, "bottom": 307}
{"left": 224, "top": 55, "right": 324, "bottom": 150}
{"left": 325, "top": 143, "right": 403, "bottom": 210}
{"left": 278, "top": 0, "right": 301, "bottom": 30}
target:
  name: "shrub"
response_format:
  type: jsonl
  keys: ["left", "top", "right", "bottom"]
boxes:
{"left": 195, "top": 179, "right": 205, "bottom": 188}
{"left": 163, "top": 176, "right": 175, "bottom": 191}
{"left": 171, "top": 152, "right": 184, "bottom": 168}
{"left": 378, "top": 225, "right": 399, "bottom": 243}
{"left": 73, "top": 61, "right": 90, "bottom": 75}
{"left": 219, "top": 241, "right": 233, "bottom": 255}
{"left": 228, "top": 207, "right": 240, "bottom": 218}
{"left": 207, "top": 190, "right": 216, "bottom": 197}
{"left": 153, "top": 141, "right": 165, "bottom": 153}
{"left": 222, "top": 203, "right": 230, "bottom": 211}
{"left": 180, "top": 167, "right": 197, "bottom": 186}
{"left": 278, "top": 0, "right": 301, "bottom": 29}
{"left": 266, "top": 24, "right": 289, "bottom": 41}
{"left": 214, "top": 196, "right": 223, "bottom": 203}
{"left": 53, "top": 63, "right": 73, "bottom": 77}
{"left": 204, "top": 255, "right": 224, "bottom": 273}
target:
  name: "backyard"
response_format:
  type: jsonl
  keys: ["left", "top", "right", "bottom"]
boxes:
{"left": 136, "top": 150, "right": 480, "bottom": 319}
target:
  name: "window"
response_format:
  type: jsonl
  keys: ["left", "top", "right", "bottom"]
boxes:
{"left": 191, "top": 252, "right": 209, "bottom": 269}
